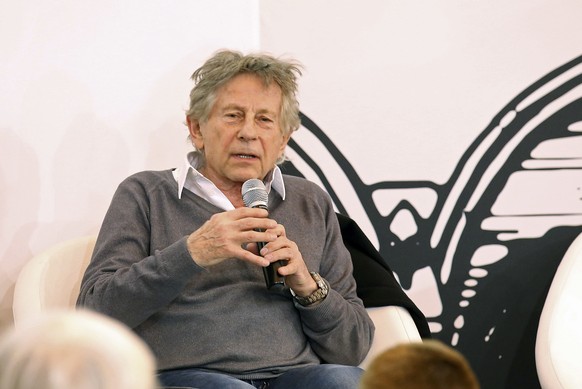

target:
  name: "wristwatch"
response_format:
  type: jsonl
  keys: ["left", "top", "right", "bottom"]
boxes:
{"left": 290, "top": 272, "right": 329, "bottom": 306}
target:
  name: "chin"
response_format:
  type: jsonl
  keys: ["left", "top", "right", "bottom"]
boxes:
{"left": 232, "top": 173, "right": 262, "bottom": 183}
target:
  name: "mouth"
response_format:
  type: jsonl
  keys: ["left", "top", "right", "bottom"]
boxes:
{"left": 234, "top": 153, "right": 258, "bottom": 160}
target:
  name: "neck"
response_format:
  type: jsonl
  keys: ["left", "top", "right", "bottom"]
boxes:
{"left": 197, "top": 167, "right": 246, "bottom": 208}
{"left": 224, "top": 189, "right": 245, "bottom": 208}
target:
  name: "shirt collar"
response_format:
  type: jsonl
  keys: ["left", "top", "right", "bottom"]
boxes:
{"left": 173, "top": 151, "right": 286, "bottom": 203}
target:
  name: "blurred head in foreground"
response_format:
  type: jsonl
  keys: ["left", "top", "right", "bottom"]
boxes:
{"left": 0, "top": 310, "right": 157, "bottom": 389}
{"left": 359, "top": 340, "right": 480, "bottom": 389}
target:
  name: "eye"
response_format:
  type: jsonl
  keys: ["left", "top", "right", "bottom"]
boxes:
{"left": 258, "top": 115, "right": 275, "bottom": 124}
{"left": 225, "top": 112, "right": 242, "bottom": 121}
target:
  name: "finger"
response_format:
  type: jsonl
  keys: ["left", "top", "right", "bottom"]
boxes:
{"left": 243, "top": 242, "right": 261, "bottom": 256}
{"left": 263, "top": 247, "right": 294, "bottom": 263}
{"left": 266, "top": 224, "right": 286, "bottom": 237}
{"left": 232, "top": 207, "right": 269, "bottom": 219}
{"left": 235, "top": 246, "right": 270, "bottom": 267}
{"left": 238, "top": 218, "right": 278, "bottom": 233}
{"left": 275, "top": 260, "right": 296, "bottom": 277}
{"left": 241, "top": 230, "right": 277, "bottom": 248}
{"left": 261, "top": 235, "right": 295, "bottom": 255}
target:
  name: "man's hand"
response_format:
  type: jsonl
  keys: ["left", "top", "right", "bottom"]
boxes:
{"left": 186, "top": 207, "right": 277, "bottom": 268}
{"left": 259, "top": 224, "right": 318, "bottom": 297}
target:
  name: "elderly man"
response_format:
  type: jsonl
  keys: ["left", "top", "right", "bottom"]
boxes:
{"left": 77, "top": 50, "right": 374, "bottom": 389}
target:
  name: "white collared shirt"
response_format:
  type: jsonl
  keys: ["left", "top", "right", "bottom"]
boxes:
{"left": 172, "top": 151, "right": 286, "bottom": 210}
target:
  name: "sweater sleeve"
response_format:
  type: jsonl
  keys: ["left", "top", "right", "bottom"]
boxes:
{"left": 76, "top": 174, "right": 204, "bottom": 328}
{"left": 292, "top": 193, "right": 375, "bottom": 366}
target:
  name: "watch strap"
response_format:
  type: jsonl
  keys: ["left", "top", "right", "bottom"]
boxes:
{"left": 291, "top": 272, "right": 329, "bottom": 306}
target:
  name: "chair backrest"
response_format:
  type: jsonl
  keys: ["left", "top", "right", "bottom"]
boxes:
{"left": 12, "top": 235, "right": 97, "bottom": 327}
{"left": 536, "top": 232, "right": 582, "bottom": 389}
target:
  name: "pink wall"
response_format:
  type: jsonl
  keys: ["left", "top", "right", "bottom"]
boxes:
{"left": 1, "top": 1, "right": 581, "bottom": 387}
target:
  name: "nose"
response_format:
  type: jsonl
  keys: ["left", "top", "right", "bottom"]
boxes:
{"left": 237, "top": 116, "right": 258, "bottom": 141}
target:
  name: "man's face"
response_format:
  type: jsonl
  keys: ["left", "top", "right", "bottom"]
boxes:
{"left": 188, "top": 73, "right": 290, "bottom": 189}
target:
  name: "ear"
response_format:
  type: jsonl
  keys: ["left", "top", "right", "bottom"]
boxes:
{"left": 278, "top": 134, "right": 291, "bottom": 155}
{"left": 187, "top": 116, "right": 204, "bottom": 150}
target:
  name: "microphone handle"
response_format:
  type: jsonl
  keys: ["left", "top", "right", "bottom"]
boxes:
{"left": 257, "top": 240, "right": 286, "bottom": 289}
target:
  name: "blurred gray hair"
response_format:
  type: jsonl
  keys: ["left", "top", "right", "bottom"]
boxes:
{"left": 0, "top": 310, "right": 158, "bottom": 389}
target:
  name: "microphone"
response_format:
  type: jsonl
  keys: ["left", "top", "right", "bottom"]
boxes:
{"left": 242, "top": 179, "right": 285, "bottom": 290}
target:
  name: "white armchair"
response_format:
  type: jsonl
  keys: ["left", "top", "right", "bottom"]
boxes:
{"left": 12, "top": 235, "right": 96, "bottom": 326}
{"left": 536, "top": 232, "right": 582, "bottom": 388}
{"left": 359, "top": 305, "right": 421, "bottom": 368}
{"left": 12, "top": 235, "right": 422, "bottom": 368}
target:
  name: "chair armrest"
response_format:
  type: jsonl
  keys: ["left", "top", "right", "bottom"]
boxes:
{"left": 359, "top": 305, "right": 422, "bottom": 369}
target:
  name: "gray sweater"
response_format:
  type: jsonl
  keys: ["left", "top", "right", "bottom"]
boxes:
{"left": 77, "top": 170, "right": 374, "bottom": 379}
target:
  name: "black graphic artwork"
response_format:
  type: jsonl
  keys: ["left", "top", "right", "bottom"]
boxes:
{"left": 282, "top": 54, "right": 582, "bottom": 389}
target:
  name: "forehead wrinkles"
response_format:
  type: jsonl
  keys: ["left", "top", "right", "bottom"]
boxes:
{"left": 213, "top": 77, "right": 282, "bottom": 117}
{"left": 219, "top": 103, "right": 280, "bottom": 119}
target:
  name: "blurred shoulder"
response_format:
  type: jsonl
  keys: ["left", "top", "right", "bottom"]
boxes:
{"left": 121, "top": 169, "right": 175, "bottom": 186}
{"left": 116, "top": 169, "right": 177, "bottom": 195}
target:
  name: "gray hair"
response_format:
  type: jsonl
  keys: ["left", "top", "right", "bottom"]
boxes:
{"left": 0, "top": 310, "right": 158, "bottom": 389}
{"left": 186, "top": 49, "right": 302, "bottom": 140}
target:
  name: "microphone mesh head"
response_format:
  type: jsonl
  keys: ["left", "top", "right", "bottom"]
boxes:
{"left": 241, "top": 179, "right": 268, "bottom": 210}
